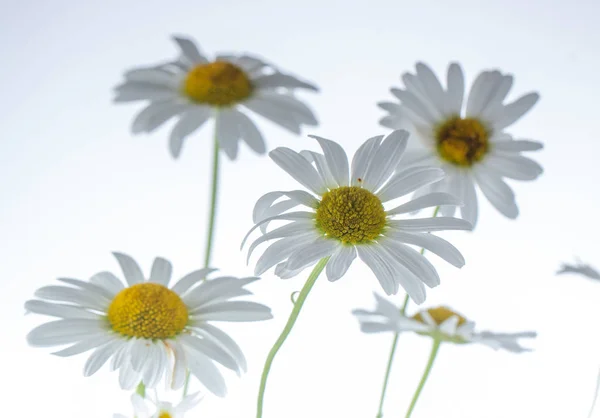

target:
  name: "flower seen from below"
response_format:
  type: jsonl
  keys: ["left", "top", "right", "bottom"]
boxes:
{"left": 114, "top": 35, "right": 319, "bottom": 159}
{"left": 26, "top": 253, "right": 272, "bottom": 396}
{"left": 243, "top": 130, "right": 472, "bottom": 303}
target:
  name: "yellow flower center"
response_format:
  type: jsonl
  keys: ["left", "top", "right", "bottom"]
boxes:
{"left": 159, "top": 412, "right": 172, "bottom": 418}
{"left": 315, "top": 186, "right": 386, "bottom": 244}
{"left": 183, "top": 61, "right": 253, "bottom": 106}
{"left": 107, "top": 283, "right": 188, "bottom": 339}
{"left": 413, "top": 306, "right": 467, "bottom": 326}
{"left": 435, "top": 117, "right": 489, "bottom": 166}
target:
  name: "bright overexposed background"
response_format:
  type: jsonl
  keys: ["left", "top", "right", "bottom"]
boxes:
{"left": 2, "top": 0, "right": 599, "bottom": 417}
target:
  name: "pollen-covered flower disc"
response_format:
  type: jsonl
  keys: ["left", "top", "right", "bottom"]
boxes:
{"left": 114, "top": 35, "right": 319, "bottom": 160}
{"left": 378, "top": 63, "right": 544, "bottom": 227}
{"left": 353, "top": 294, "right": 536, "bottom": 352}
{"left": 242, "top": 130, "right": 473, "bottom": 304}
{"left": 25, "top": 253, "right": 272, "bottom": 396}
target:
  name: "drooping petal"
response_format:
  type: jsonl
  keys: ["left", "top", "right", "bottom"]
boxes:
{"left": 325, "top": 245, "right": 357, "bottom": 282}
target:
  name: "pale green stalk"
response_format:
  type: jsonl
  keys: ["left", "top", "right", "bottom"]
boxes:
{"left": 256, "top": 257, "right": 329, "bottom": 418}
{"left": 374, "top": 205, "right": 440, "bottom": 418}
{"left": 404, "top": 338, "right": 442, "bottom": 418}
{"left": 183, "top": 123, "right": 221, "bottom": 398}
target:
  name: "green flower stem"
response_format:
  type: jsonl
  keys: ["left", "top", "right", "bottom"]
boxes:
{"left": 374, "top": 205, "right": 441, "bottom": 418}
{"left": 136, "top": 381, "right": 146, "bottom": 398}
{"left": 404, "top": 338, "right": 442, "bottom": 418}
{"left": 183, "top": 122, "right": 221, "bottom": 398}
{"left": 256, "top": 257, "right": 329, "bottom": 418}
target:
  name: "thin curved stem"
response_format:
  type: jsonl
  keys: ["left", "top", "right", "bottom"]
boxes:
{"left": 256, "top": 257, "right": 329, "bottom": 418}
{"left": 404, "top": 339, "right": 442, "bottom": 418}
{"left": 374, "top": 205, "right": 440, "bottom": 418}
{"left": 183, "top": 122, "right": 221, "bottom": 398}
{"left": 587, "top": 366, "right": 600, "bottom": 418}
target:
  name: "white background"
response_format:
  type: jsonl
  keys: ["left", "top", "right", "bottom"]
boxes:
{"left": 2, "top": 0, "right": 600, "bottom": 417}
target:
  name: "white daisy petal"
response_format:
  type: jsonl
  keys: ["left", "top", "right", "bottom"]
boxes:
{"left": 415, "top": 62, "right": 446, "bottom": 115}
{"left": 254, "top": 92, "right": 318, "bottom": 125}
{"left": 445, "top": 63, "right": 464, "bottom": 114}
{"left": 149, "top": 257, "right": 173, "bottom": 286}
{"left": 215, "top": 109, "right": 242, "bottom": 160}
{"left": 385, "top": 230, "right": 465, "bottom": 268}
{"left": 474, "top": 168, "right": 519, "bottom": 218}
{"left": 243, "top": 96, "right": 302, "bottom": 134}
{"left": 123, "top": 67, "right": 179, "bottom": 86}
{"left": 192, "top": 301, "right": 272, "bottom": 322}
{"left": 172, "top": 36, "right": 209, "bottom": 65}
{"left": 379, "top": 238, "right": 440, "bottom": 288}
{"left": 186, "top": 349, "right": 227, "bottom": 397}
{"left": 27, "top": 319, "right": 106, "bottom": 347}
{"left": 194, "top": 323, "right": 247, "bottom": 373}
{"left": 390, "top": 88, "right": 438, "bottom": 124}
{"left": 492, "top": 92, "right": 540, "bottom": 130}
{"left": 168, "top": 340, "right": 188, "bottom": 391}
{"left": 34, "top": 285, "right": 108, "bottom": 311}
{"left": 386, "top": 192, "right": 461, "bottom": 216}
{"left": 388, "top": 216, "right": 472, "bottom": 232}
{"left": 241, "top": 211, "right": 316, "bottom": 251}
{"left": 114, "top": 83, "right": 179, "bottom": 102}
{"left": 362, "top": 130, "right": 409, "bottom": 192}
{"left": 377, "top": 242, "right": 428, "bottom": 302}
{"left": 269, "top": 147, "right": 326, "bottom": 195}
{"left": 84, "top": 338, "right": 122, "bottom": 377}
{"left": 52, "top": 334, "right": 119, "bottom": 357}
{"left": 358, "top": 322, "right": 399, "bottom": 333}
{"left": 113, "top": 252, "right": 145, "bottom": 286}
{"left": 89, "top": 271, "right": 124, "bottom": 295}
{"left": 438, "top": 316, "right": 460, "bottom": 336}
{"left": 460, "top": 173, "right": 479, "bottom": 226}
{"left": 492, "top": 139, "right": 543, "bottom": 152}
{"left": 230, "top": 109, "right": 266, "bottom": 154}
{"left": 170, "top": 268, "right": 218, "bottom": 296}
{"left": 484, "top": 153, "right": 543, "bottom": 181}
{"left": 326, "top": 245, "right": 357, "bottom": 282}
{"left": 356, "top": 245, "right": 396, "bottom": 296}
{"left": 377, "top": 166, "right": 446, "bottom": 203}
{"left": 465, "top": 71, "right": 497, "bottom": 116}
{"left": 119, "top": 361, "right": 141, "bottom": 390}
{"left": 169, "top": 107, "right": 212, "bottom": 159}
{"left": 131, "top": 101, "right": 189, "bottom": 134}
{"left": 247, "top": 220, "right": 314, "bottom": 263}
{"left": 285, "top": 238, "right": 337, "bottom": 271}
{"left": 24, "top": 300, "right": 103, "bottom": 320}
{"left": 301, "top": 150, "right": 338, "bottom": 188}
{"left": 253, "top": 72, "right": 318, "bottom": 91}
{"left": 179, "top": 334, "right": 240, "bottom": 375}
{"left": 351, "top": 135, "right": 384, "bottom": 186}
{"left": 309, "top": 135, "right": 350, "bottom": 186}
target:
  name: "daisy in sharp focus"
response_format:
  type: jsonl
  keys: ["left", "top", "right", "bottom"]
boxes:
{"left": 114, "top": 35, "right": 319, "bottom": 159}
{"left": 378, "top": 62, "right": 543, "bottom": 227}
{"left": 114, "top": 392, "right": 202, "bottom": 418}
{"left": 353, "top": 293, "right": 536, "bottom": 352}
{"left": 26, "top": 253, "right": 272, "bottom": 397}
{"left": 242, "top": 130, "right": 473, "bottom": 304}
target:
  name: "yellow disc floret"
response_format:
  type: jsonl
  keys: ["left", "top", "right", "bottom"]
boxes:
{"left": 183, "top": 61, "right": 253, "bottom": 106}
{"left": 435, "top": 117, "right": 489, "bottom": 166}
{"left": 413, "top": 306, "right": 467, "bottom": 326}
{"left": 316, "top": 186, "right": 386, "bottom": 244}
{"left": 159, "top": 412, "right": 172, "bottom": 418}
{"left": 108, "top": 283, "right": 188, "bottom": 339}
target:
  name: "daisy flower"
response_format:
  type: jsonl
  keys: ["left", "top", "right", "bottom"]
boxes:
{"left": 114, "top": 35, "right": 319, "bottom": 159}
{"left": 378, "top": 62, "right": 544, "bottom": 227}
{"left": 353, "top": 294, "right": 536, "bottom": 352}
{"left": 25, "top": 253, "right": 272, "bottom": 397}
{"left": 242, "top": 130, "right": 472, "bottom": 303}
{"left": 114, "top": 392, "right": 202, "bottom": 418}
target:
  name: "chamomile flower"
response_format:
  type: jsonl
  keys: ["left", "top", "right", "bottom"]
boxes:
{"left": 25, "top": 253, "right": 272, "bottom": 397}
{"left": 114, "top": 35, "right": 318, "bottom": 160}
{"left": 378, "top": 62, "right": 543, "bottom": 227}
{"left": 353, "top": 294, "right": 536, "bottom": 352}
{"left": 114, "top": 392, "right": 202, "bottom": 418}
{"left": 242, "top": 130, "right": 472, "bottom": 303}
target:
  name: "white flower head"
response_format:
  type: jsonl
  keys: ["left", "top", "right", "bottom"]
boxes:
{"left": 353, "top": 294, "right": 536, "bottom": 352}
{"left": 26, "top": 253, "right": 272, "bottom": 397}
{"left": 242, "top": 130, "right": 472, "bottom": 304}
{"left": 114, "top": 392, "right": 202, "bottom": 418}
{"left": 114, "top": 35, "right": 319, "bottom": 160}
{"left": 378, "top": 62, "right": 544, "bottom": 227}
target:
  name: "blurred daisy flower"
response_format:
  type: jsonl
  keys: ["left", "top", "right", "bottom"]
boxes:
{"left": 378, "top": 62, "right": 543, "bottom": 227}
{"left": 114, "top": 392, "right": 202, "bottom": 418}
{"left": 353, "top": 294, "right": 536, "bottom": 352}
{"left": 114, "top": 35, "right": 318, "bottom": 159}
{"left": 25, "top": 253, "right": 272, "bottom": 396}
{"left": 557, "top": 259, "right": 600, "bottom": 281}
{"left": 243, "top": 130, "right": 472, "bottom": 303}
